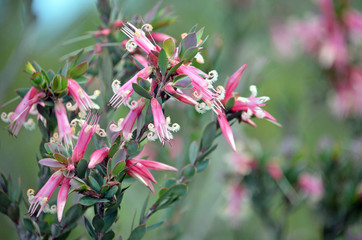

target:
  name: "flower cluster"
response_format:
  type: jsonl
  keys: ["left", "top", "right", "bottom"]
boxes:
{"left": 108, "top": 22, "right": 277, "bottom": 152}
{"left": 271, "top": 0, "right": 362, "bottom": 117}
{"left": 1, "top": 19, "right": 277, "bottom": 225}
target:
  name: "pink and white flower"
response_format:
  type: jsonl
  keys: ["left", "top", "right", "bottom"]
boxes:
{"left": 1, "top": 87, "right": 45, "bottom": 136}
{"left": 67, "top": 79, "right": 100, "bottom": 113}
{"left": 29, "top": 155, "right": 77, "bottom": 222}
{"left": 298, "top": 173, "right": 324, "bottom": 201}
{"left": 126, "top": 157, "right": 177, "bottom": 193}
{"left": 223, "top": 64, "right": 247, "bottom": 104}
{"left": 121, "top": 23, "right": 160, "bottom": 53}
{"left": 164, "top": 83, "right": 199, "bottom": 106}
{"left": 232, "top": 85, "right": 277, "bottom": 127}
{"left": 147, "top": 98, "right": 180, "bottom": 144}
{"left": 88, "top": 147, "right": 110, "bottom": 169}
{"left": 110, "top": 98, "right": 146, "bottom": 140}
{"left": 176, "top": 64, "right": 225, "bottom": 114}
{"left": 216, "top": 109, "right": 236, "bottom": 152}
{"left": 54, "top": 100, "right": 73, "bottom": 149}
{"left": 71, "top": 114, "right": 101, "bottom": 163}
{"left": 109, "top": 67, "right": 152, "bottom": 109}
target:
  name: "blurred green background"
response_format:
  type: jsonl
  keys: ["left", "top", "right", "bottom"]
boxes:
{"left": 0, "top": 0, "right": 361, "bottom": 239}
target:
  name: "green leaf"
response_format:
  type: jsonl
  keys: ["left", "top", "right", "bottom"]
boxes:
{"left": 169, "top": 184, "right": 188, "bottom": 196}
{"left": 31, "top": 61, "right": 42, "bottom": 72}
{"left": 164, "top": 179, "right": 176, "bottom": 188}
{"left": 181, "top": 164, "right": 196, "bottom": 179}
{"left": 80, "top": 196, "right": 109, "bottom": 206}
{"left": 61, "top": 60, "right": 69, "bottom": 76}
{"left": 129, "top": 224, "right": 146, "bottom": 240}
{"left": 158, "top": 49, "right": 168, "bottom": 76}
{"left": 30, "top": 72, "right": 45, "bottom": 88}
{"left": 189, "top": 25, "right": 198, "bottom": 33}
{"left": 146, "top": 221, "right": 164, "bottom": 230}
{"left": 92, "top": 215, "right": 105, "bottom": 232}
{"left": 112, "top": 161, "right": 126, "bottom": 176}
{"left": 166, "top": 61, "right": 183, "bottom": 78}
{"left": 7, "top": 203, "right": 19, "bottom": 222}
{"left": 69, "top": 62, "right": 88, "bottom": 78}
{"left": 102, "top": 230, "right": 115, "bottom": 240}
{"left": 196, "top": 27, "right": 205, "bottom": 42}
{"left": 0, "top": 192, "right": 11, "bottom": 214}
{"left": 138, "top": 79, "right": 150, "bottom": 91}
{"left": 163, "top": 38, "right": 175, "bottom": 57}
{"left": 52, "top": 75, "right": 68, "bottom": 93}
{"left": 89, "top": 176, "right": 101, "bottom": 192}
{"left": 173, "top": 75, "right": 192, "bottom": 88}
{"left": 108, "top": 143, "right": 119, "bottom": 159}
{"left": 181, "top": 47, "right": 199, "bottom": 62}
{"left": 84, "top": 217, "right": 96, "bottom": 239}
{"left": 62, "top": 204, "right": 83, "bottom": 225}
{"left": 38, "top": 220, "right": 50, "bottom": 235}
{"left": 132, "top": 83, "right": 152, "bottom": 100}
{"left": 188, "top": 141, "right": 198, "bottom": 164}
{"left": 38, "top": 120, "right": 48, "bottom": 139}
{"left": 158, "top": 188, "right": 168, "bottom": 197}
{"left": 24, "top": 62, "right": 36, "bottom": 74}
{"left": 181, "top": 32, "right": 197, "bottom": 51}
{"left": 77, "top": 160, "right": 88, "bottom": 179}
{"left": 198, "top": 35, "right": 209, "bottom": 47}
{"left": 104, "top": 209, "right": 118, "bottom": 232}
{"left": 127, "top": 142, "right": 139, "bottom": 156}
{"left": 16, "top": 88, "right": 30, "bottom": 98}
{"left": 201, "top": 121, "right": 216, "bottom": 150}
{"left": 23, "top": 218, "right": 35, "bottom": 233}
{"left": 105, "top": 186, "right": 118, "bottom": 199}
{"left": 225, "top": 97, "right": 235, "bottom": 110}
{"left": 73, "top": 75, "right": 88, "bottom": 84}
{"left": 53, "top": 153, "right": 68, "bottom": 164}
{"left": 196, "top": 159, "right": 209, "bottom": 173}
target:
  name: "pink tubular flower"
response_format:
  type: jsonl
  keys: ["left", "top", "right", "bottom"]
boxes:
{"left": 150, "top": 32, "right": 176, "bottom": 43}
{"left": 344, "top": 10, "right": 362, "bottom": 34}
{"left": 228, "top": 152, "right": 255, "bottom": 176}
{"left": 223, "top": 64, "right": 247, "bottom": 104}
{"left": 225, "top": 183, "right": 247, "bottom": 226}
{"left": 133, "top": 54, "right": 149, "bottom": 68}
{"left": 147, "top": 98, "right": 180, "bottom": 144}
{"left": 57, "top": 177, "right": 71, "bottom": 222}
{"left": 29, "top": 154, "right": 77, "bottom": 222}
{"left": 232, "top": 85, "right": 277, "bottom": 127}
{"left": 54, "top": 100, "right": 73, "bottom": 149}
{"left": 298, "top": 173, "right": 323, "bottom": 200}
{"left": 28, "top": 170, "right": 64, "bottom": 217}
{"left": 110, "top": 98, "right": 146, "bottom": 140}
{"left": 2, "top": 87, "right": 44, "bottom": 136}
{"left": 126, "top": 157, "right": 178, "bottom": 193}
{"left": 176, "top": 64, "right": 225, "bottom": 114}
{"left": 216, "top": 109, "right": 236, "bottom": 152}
{"left": 113, "top": 20, "right": 124, "bottom": 28}
{"left": 331, "top": 67, "right": 362, "bottom": 117}
{"left": 109, "top": 67, "right": 152, "bottom": 109}
{"left": 88, "top": 147, "right": 110, "bottom": 169}
{"left": 93, "top": 28, "right": 111, "bottom": 37}
{"left": 72, "top": 114, "right": 100, "bottom": 163}
{"left": 267, "top": 162, "right": 283, "bottom": 180}
{"left": 67, "top": 79, "right": 99, "bottom": 113}
{"left": 165, "top": 83, "right": 198, "bottom": 106}
{"left": 121, "top": 22, "right": 160, "bottom": 54}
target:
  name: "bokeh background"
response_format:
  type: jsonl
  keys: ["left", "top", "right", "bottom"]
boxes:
{"left": 0, "top": 0, "right": 361, "bottom": 239}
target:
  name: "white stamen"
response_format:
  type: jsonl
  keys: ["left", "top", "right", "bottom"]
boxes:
{"left": 126, "top": 40, "right": 138, "bottom": 52}
{"left": 249, "top": 85, "right": 257, "bottom": 97}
